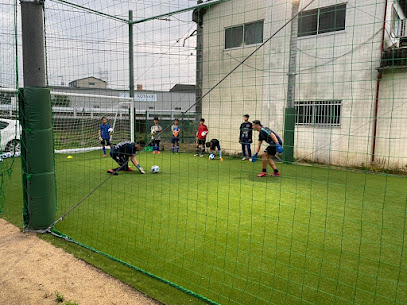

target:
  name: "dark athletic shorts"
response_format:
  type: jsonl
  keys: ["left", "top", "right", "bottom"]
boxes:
{"left": 171, "top": 137, "right": 180, "bottom": 144}
{"left": 197, "top": 139, "right": 206, "bottom": 146}
{"left": 101, "top": 139, "right": 111, "bottom": 146}
{"left": 265, "top": 144, "right": 277, "bottom": 156}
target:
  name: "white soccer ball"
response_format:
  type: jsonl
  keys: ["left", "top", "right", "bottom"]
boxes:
{"left": 151, "top": 165, "right": 160, "bottom": 174}
{"left": 108, "top": 128, "right": 114, "bottom": 133}
{"left": 14, "top": 151, "right": 21, "bottom": 157}
{"left": 6, "top": 152, "right": 13, "bottom": 158}
{"left": 201, "top": 131, "right": 207, "bottom": 137}
{"left": 1, "top": 153, "right": 8, "bottom": 159}
{"left": 209, "top": 154, "right": 215, "bottom": 160}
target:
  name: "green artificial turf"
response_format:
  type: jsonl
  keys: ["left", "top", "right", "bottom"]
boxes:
{"left": 1, "top": 151, "right": 407, "bottom": 305}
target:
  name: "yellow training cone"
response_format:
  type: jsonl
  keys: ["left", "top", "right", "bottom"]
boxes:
{"left": 67, "top": 155, "right": 73, "bottom": 159}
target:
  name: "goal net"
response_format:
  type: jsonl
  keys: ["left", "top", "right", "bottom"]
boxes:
{"left": 51, "top": 91, "right": 133, "bottom": 153}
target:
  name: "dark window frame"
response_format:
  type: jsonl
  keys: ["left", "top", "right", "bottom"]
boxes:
{"left": 295, "top": 100, "right": 342, "bottom": 127}
{"left": 298, "top": 4, "right": 346, "bottom": 37}
{"left": 225, "top": 20, "right": 264, "bottom": 49}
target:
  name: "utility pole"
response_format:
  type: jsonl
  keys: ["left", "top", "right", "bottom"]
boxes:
{"left": 129, "top": 10, "right": 135, "bottom": 142}
{"left": 195, "top": 0, "right": 204, "bottom": 123}
{"left": 20, "top": 0, "right": 56, "bottom": 231}
{"left": 283, "top": 0, "right": 300, "bottom": 163}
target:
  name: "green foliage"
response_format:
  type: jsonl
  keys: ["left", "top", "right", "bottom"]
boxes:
{"left": 51, "top": 95, "right": 70, "bottom": 107}
{"left": 55, "top": 291, "right": 64, "bottom": 303}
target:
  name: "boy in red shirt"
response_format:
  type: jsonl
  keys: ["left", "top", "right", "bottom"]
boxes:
{"left": 195, "top": 118, "right": 208, "bottom": 157}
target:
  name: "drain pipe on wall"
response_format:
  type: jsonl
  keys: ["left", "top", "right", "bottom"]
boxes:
{"left": 372, "top": 0, "right": 388, "bottom": 163}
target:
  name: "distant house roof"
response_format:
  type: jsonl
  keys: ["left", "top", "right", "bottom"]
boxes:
{"left": 69, "top": 76, "right": 107, "bottom": 86}
{"left": 170, "top": 84, "right": 196, "bottom": 93}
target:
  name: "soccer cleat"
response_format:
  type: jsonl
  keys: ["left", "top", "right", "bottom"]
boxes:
{"left": 257, "top": 172, "right": 267, "bottom": 177}
{"left": 200, "top": 154, "right": 204, "bottom": 157}
{"left": 194, "top": 153, "right": 199, "bottom": 156}
{"left": 242, "top": 157, "right": 247, "bottom": 161}
{"left": 107, "top": 169, "right": 118, "bottom": 175}
{"left": 157, "top": 151, "right": 160, "bottom": 154}
{"left": 103, "top": 154, "right": 107, "bottom": 157}
{"left": 153, "top": 151, "right": 156, "bottom": 154}
{"left": 271, "top": 172, "right": 280, "bottom": 177}
{"left": 126, "top": 167, "right": 134, "bottom": 172}
{"left": 220, "top": 157, "right": 224, "bottom": 161}
{"left": 138, "top": 167, "right": 145, "bottom": 174}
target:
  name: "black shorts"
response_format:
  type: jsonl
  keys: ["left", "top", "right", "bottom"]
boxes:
{"left": 101, "top": 139, "right": 111, "bottom": 146}
{"left": 153, "top": 139, "right": 160, "bottom": 145}
{"left": 209, "top": 140, "right": 219, "bottom": 150}
{"left": 197, "top": 139, "right": 206, "bottom": 146}
{"left": 265, "top": 144, "right": 277, "bottom": 156}
{"left": 171, "top": 137, "right": 180, "bottom": 144}
{"left": 110, "top": 149, "right": 129, "bottom": 166}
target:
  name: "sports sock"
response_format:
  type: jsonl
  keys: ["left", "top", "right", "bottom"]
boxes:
{"left": 202, "top": 148, "right": 205, "bottom": 154}
{"left": 262, "top": 168, "right": 267, "bottom": 173}
{"left": 103, "top": 147, "right": 106, "bottom": 154}
{"left": 176, "top": 145, "right": 179, "bottom": 152}
{"left": 274, "top": 169, "right": 279, "bottom": 173}
{"left": 172, "top": 145, "right": 174, "bottom": 153}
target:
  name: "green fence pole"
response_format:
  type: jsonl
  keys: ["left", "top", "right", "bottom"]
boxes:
{"left": 20, "top": 0, "right": 56, "bottom": 231}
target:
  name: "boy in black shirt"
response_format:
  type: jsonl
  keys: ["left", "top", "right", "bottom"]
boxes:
{"left": 239, "top": 114, "right": 253, "bottom": 160}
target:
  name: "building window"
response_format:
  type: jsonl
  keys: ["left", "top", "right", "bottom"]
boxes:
{"left": 148, "top": 107, "right": 155, "bottom": 110}
{"left": 391, "top": 6, "right": 401, "bottom": 37}
{"left": 225, "top": 20, "right": 264, "bottom": 49}
{"left": 295, "top": 101, "right": 342, "bottom": 127}
{"left": 89, "top": 82, "right": 95, "bottom": 86}
{"left": 174, "top": 107, "right": 181, "bottom": 110}
{"left": 298, "top": 4, "right": 346, "bottom": 37}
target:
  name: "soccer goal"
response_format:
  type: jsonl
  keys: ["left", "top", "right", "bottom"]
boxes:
{"left": 50, "top": 91, "right": 134, "bottom": 154}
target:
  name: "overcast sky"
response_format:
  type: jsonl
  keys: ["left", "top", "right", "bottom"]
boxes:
{"left": 1, "top": 0, "right": 199, "bottom": 91}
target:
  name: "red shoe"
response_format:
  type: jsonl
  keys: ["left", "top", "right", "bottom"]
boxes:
{"left": 103, "top": 154, "right": 107, "bottom": 157}
{"left": 153, "top": 151, "right": 156, "bottom": 154}
{"left": 126, "top": 167, "right": 134, "bottom": 172}
{"left": 107, "top": 169, "right": 118, "bottom": 175}
{"left": 157, "top": 151, "right": 160, "bottom": 154}
{"left": 271, "top": 172, "right": 280, "bottom": 177}
{"left": 257, "top": 172, "right": 267, "bottom": 177}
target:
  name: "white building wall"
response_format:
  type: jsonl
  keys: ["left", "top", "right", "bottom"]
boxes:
{"left": 202, "top": 0, "right": 406, "bottom": 168}
{"left": 295, "top": 0, "right": 385, "bottom": 166}
{"left": 201, "top": 0, "right": 267, "bottom": 153}
{"left": 375, "top": 71, "right": 407, "bottom": 168}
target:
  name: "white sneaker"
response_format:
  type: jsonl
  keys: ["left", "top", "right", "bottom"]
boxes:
{"left": 200, "top": 154, "right": 204, "bottom": 157}
{"left": 194, "top": 153, "right": 199, "bottom": 156}
{"left": 242, "top": 157, "right": 247, "bottom": 160}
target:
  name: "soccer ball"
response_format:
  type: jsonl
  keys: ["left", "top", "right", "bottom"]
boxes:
{"left": 201, "top": 131, "right": 207, "bottom": 137}
{"left": 151, "top": 165, "right": 160, "bottom": 173}
{"left": 14, "top": 151, "right": 21, "bottom": 157}
{"left": 209, "top": 154, "right": 215, "bottom": 160}
{"left": 108, "top": 128, "right": 114, "bottom": 133}
{"left": 1, "top": 153, "right": 8, "bottom": 159}
{"left": 6, "top": 152, "right": 12, "bottom": 158}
